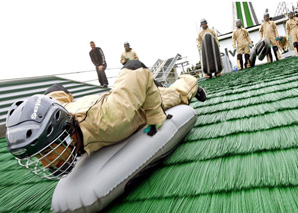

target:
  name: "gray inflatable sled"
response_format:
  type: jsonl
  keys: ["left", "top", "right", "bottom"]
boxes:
{"left": 51, "top": 104, "right": 197, "bottom": 212}
{"left": 201, "top": 33, "right": 223, "bottom": 75}
{"left": 250, "top": 38, "right": 269, "bottom": 67}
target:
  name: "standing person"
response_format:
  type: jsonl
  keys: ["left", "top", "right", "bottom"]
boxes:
{"left": 197, "top": 18, "right": 221, "bottom": 78}
{"left": 232, "top": 19, "right": 253, "bottom": 70}
{"left": 259, "top": 12, "right": 281, "bottom": 62}
{"left": 89, "top": 41, "right": 109, "bottom": 87}
{"left": 120, "top": 42, "right": 139, "bottom": 65}
{"left": 286, "top": 11, "right": 298, "bottom": 56}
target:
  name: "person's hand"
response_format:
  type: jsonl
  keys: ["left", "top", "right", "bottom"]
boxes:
{"left": 276, "top": 37, "right": 279, "bottom": 41}
{"left": 98, "top": 65, "right": 104, "bottom": 71}
{"left": 233, "top": 46, "right": 237, "bottom": 51}
{"left": 249, "top": 44, "right": 254, "bottom": 49}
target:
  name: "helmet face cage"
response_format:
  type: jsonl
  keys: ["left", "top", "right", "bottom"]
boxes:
{"left": 17, "top": 128, "right": 78, "bottom": 180}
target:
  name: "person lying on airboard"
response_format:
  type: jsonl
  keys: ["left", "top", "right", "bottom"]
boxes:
{"left": 6, "top": 60, "right": 206, "bottom": 179}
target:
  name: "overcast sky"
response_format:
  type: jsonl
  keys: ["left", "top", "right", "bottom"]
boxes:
{"left": 0, "top": 1, "right": 285, "bottom": 81}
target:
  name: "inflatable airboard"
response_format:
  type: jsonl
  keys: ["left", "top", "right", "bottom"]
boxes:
{"left": 201, "top": 33, "right": 223, "bottom": 75}
{"left": 249, "top": 38, "right": 269, "bottom": 67}
{"left": 249, "top": 48, "right": 257, "bottom": 67}
{"left": 256, "top": 38, "right": 269, "bottom": 61}
{"left": 51, "top": 104, "right": 197, "bottom": 212}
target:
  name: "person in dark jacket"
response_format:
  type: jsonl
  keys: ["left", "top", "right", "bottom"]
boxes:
{"left": 89, "top": 41, "right": 109, "bottom": 87}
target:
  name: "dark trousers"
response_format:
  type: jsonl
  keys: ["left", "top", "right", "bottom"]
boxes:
{"left": 96, "top": 65, "right": 109, "bottom": 86}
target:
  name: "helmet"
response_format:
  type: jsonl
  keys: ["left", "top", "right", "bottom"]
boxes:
{"left": 236, "top": 19, "right": 242, "bottom": 28}
{"left": 288, "top": 11, "right": 294, "bottom": 18}
{"left": 264, "top": 12, "right": 270, "bottom": 17}
{"left": 200, "top": 18, "right": 207, "bottom": 26}
{"left": 6, "top": 95, "right": 79, "bottom": 179}
{"left": 124, "top": 41, "right": 130, "bottom": 46}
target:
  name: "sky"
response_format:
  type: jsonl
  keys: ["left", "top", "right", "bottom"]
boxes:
{"left": 0, "top": 0, "right": 286, "bottom": 83}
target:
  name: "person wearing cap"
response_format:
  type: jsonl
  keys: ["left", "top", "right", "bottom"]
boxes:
{"left": 278, "top": 36, "right": 289, "bottom": 53}
{"left": 286, "top": 11, "right": 298, "bottom": 56}
{"left": 120, "top": 42, "right": 139, "bottom": 65}
{"left": 89, "top": 41, "right": 109, "bottom": 87}
{"left": 197, "top": 18, "right": 221, "bottom": 78}
{"left": 259, "top": 12, "right": 281, "bottom": 62}
{"left": 232, "top": 19, "right": 253, "bottom": 70}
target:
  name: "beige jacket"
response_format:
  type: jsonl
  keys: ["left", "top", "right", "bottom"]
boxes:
{"left": 232, "top": 27, "right": 252, "bottom": 54}
{"left": 47, "top": 69, "right": 198, "bottom": 156}
{"left": 259, "top": 20, "right": 279, "bottom": 46}
{"left": 120, "top": 49, "right": 139, "bottom": 64}
{"left": 198, "top": 27, "right": 219, "bottom": 50}
{"left": 286, "top": 17, "right": 298, "bottom": 43}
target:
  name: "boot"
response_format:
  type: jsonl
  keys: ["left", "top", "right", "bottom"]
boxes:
{"left": 273, "top": 46, "right": 281, "bottom": 61}
{"left": 195, "top": 86, "right": 207, "bottom": 102}
{"left": 204, "top": 74, "right": 211, "bottom": 79}
{"left": 215, "top": 72, "right": 222, "bottom": 77}
{"left": 294, "top": 42, "right": 298, "bottom": 56}
{"left": 244, "top": 54, "right": 251, "bottom": 68}
{"left": 237, "top": 54, "right": 243, "bottom": 70}
{"left": 267, "top": 49, "right": 273, "bottom": 62}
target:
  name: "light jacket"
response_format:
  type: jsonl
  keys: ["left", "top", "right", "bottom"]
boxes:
{"left": 46, "top": 60, "right": 198, "bottom": 155}
{"left": 120, "top": 48, "right": 139, "bottom": 65}
{"left": 286, "top": 17, "right": 298, "bottom": 43}
{"left": 198, "top": 27, "right": 219, "bottom": 50}
{"left": 232, "top": 27, "right": 253, "bottom": 54}
{"left": 259, "top": 20, "right": 279, "bottom": 46}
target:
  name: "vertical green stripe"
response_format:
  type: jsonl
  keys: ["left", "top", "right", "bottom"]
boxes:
{"left": 243, "top": 2, "right": 254, "bottom": 27}
{"left": 236, "top": 2, "right": 244, "bottom": 26}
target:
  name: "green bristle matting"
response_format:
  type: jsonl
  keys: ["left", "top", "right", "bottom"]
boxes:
{"left": 1, "top": 57, "right": 298, "bottom": 212}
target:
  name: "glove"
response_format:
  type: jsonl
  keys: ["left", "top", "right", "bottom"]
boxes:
{"left": 233, "top": 47, "right": 237, "bottom": 51}
{"left": 144, "top": 118, "right": 167, "bottom": 136}
{"left": 276, "top": 37, "right": 279, "bottom": 41}
{"left": 249, "top": 44, "right": 254, "bottom": 49}
{"left": 144, "top": 125, "right": 157, "bottom": 136}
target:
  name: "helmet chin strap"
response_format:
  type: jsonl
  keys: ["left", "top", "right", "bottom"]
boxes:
{"left": 48, "top": 161, "right": 74, "bottom": 177}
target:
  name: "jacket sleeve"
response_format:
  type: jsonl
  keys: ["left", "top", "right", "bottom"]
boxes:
{"left": 272, "top": 22, "right": 279, "bottom": 37}
{"left": 98, "top": 48, "right": 106, "bottom": 66}
{"left": 245, "top": 29, "right": 253, "bottom": 45}
{"left": 134, "top": 51, "right": 139, "bottom": 60}
{"left": 198, "top": 33, "right": 202, "bottom": 50}
{"left": 286, "top": 21, "right": 290, "bottom": 36}
{"left": 232, "top": 31, "right": 236, "bottom": 48}
{"left": 89, "top": 51, "right": 99, "bottom": 67}
{"left": 44, "top": 84, "right": 74, "bottom": 104}
{"left": 212, "top": 30, "right": 220, "bottom": 47}
{"left": 120, "top": 52, "right": 126, "bottom": 64}
{"left": 259, "top": 24, "right": 263, "bottom": 39}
